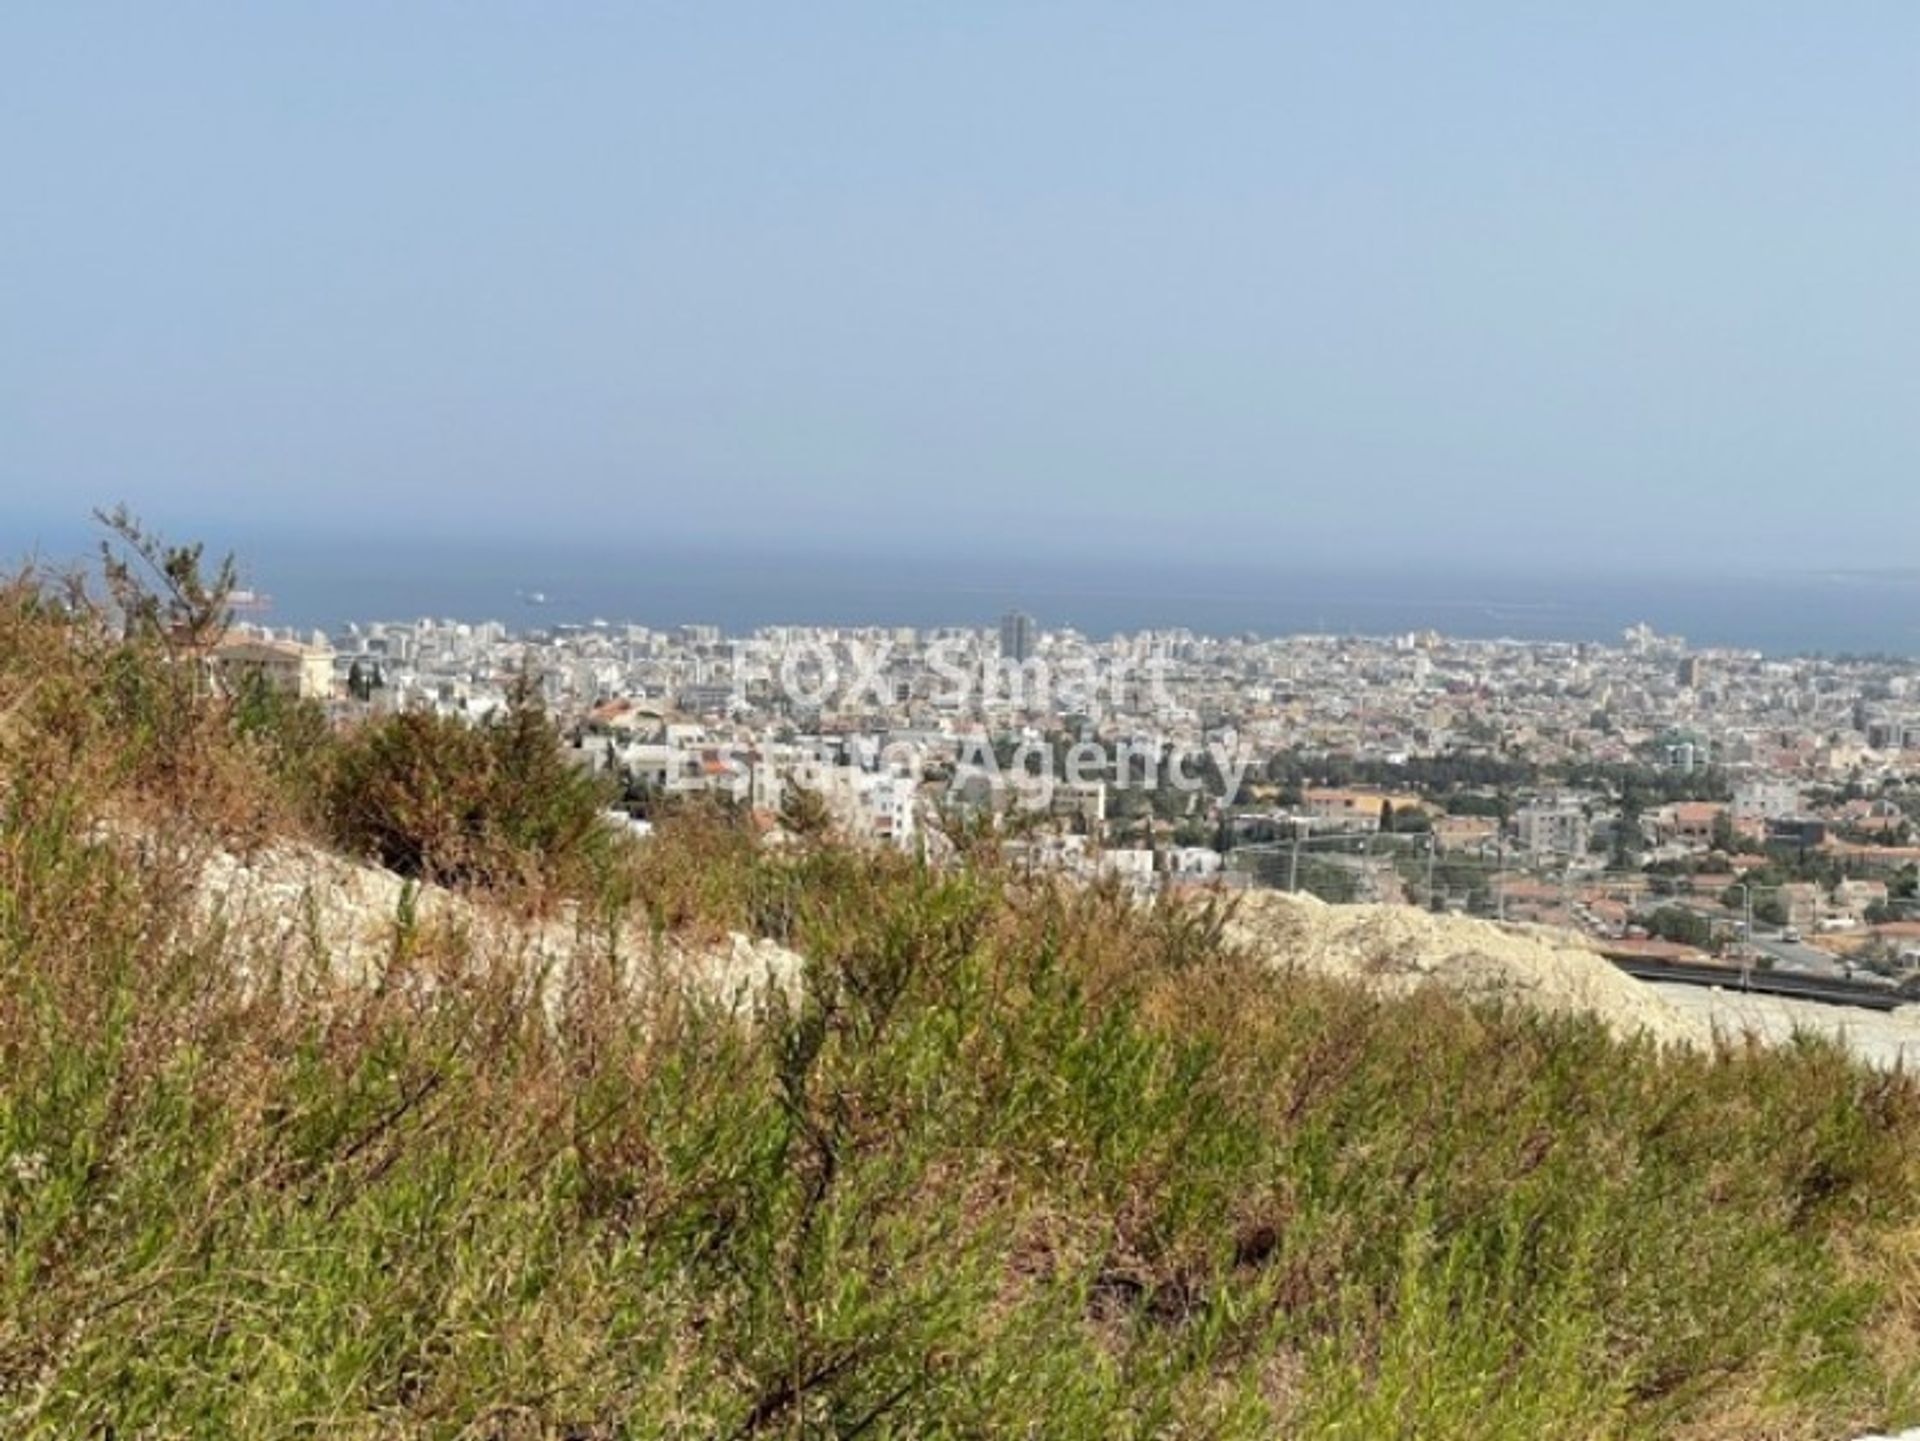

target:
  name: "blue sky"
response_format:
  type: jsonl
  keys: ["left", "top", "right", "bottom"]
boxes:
{"left": 3, "top": 4, "right": 1916, "bottom": 570}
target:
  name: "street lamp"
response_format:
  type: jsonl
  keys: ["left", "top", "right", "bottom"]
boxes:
{"left": 1495, "top": 831, "right": 1508, "bottom": 921}
{"left": 1721, "top": 881, "right": 1754, "bottom": 988}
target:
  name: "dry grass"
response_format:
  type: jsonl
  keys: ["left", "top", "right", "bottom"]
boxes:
{"left": 2, "top": 575, "right": 1919, "bottom": 1437}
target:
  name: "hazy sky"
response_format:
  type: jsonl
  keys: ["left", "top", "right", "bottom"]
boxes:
{"left": 3, "top": 4, "right": 1917, "bottom": 570}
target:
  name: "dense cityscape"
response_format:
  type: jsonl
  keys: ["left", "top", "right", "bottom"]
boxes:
{"left": 216, "top": 604, "right": 1920, "bottom": 985}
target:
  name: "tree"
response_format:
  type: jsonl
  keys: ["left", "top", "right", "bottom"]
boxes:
{"left": 1646, "top": 906, "right": 1712, "bottom": 949}
{"left": 1445, "top": 793, "right": 1508, "bottom": 820}
{"left": 484, "top": 671, "right": 610, "bottom": 869}
{"left": 1610, "top": 813, "right": 1640, "bottom": 872}
{"left": 779, "top": 782, "right": 835, "bottom": 838}
{"left": 95, "top": 504, "right": 236, "bottom": 655}
{"left": 1388, "top": 805, "right": 1431, "bottom": 834}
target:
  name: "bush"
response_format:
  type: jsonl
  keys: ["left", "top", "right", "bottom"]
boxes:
{"left": 325, "top": 677, "right": 613, "bottom": 898}
{"left": 1645, "top": 904, "right": 1713, "bottom": 949}
{"left": 0, "top": 565, "right": 290, "bottom": 844}
{"left": 229, "top": 671, "right": 336, "bottom": 815}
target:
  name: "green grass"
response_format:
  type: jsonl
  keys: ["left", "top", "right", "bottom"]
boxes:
{"left": 3, "top": 581, "right": 1920, "bottom": 1437}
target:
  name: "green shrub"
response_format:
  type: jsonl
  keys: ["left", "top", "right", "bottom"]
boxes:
{"left": 325, "top": 677, "right": 614, "bottom": 898}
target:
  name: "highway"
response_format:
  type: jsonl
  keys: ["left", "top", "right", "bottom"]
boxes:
{"left": 1747, "top": 931, "right": 1849, "bottom": 979}
{"left": 1651, "top": 900, "right": 1857, "bottom": 979}
{"left": 1604, "top": 954, "right": 1906, "bottom": 1012}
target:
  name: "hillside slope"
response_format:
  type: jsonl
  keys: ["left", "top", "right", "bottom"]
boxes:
{"left": 5, "top": 580, "right": 1920, "bottom": 1438}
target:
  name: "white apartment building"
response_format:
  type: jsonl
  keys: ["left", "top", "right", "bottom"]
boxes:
{"left": 1514, "top": 797, "right": 1591, "bottom": 861}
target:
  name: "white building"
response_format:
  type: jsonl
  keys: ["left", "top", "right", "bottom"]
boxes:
{"left": 1514, "top": 797, "right": 1591, "bottom": 861}
{"left": 1732, "top": 780, "right": 1801, "bottom": 823}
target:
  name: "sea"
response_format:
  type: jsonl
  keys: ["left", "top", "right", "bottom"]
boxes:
{"left": 207, "top": 539, "right": 1920, "bottom": 659}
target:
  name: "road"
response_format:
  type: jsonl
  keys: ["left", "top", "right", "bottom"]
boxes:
{"left": 1748, "top": 931, "right": 1849, "bottom": 978}
{"left": 1606, "top": 955, "right": 1902, "bottom": 1010}
{"left": 1655, "top": 901, "right": 1856, "bottom": 980}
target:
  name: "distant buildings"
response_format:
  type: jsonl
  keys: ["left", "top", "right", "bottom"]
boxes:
{"left": 999, "top": 610, "right": 1036, "bottom": 664}
{"left": 1514, "top": 797, "right": 1591, "bottom": 862}
{"left": 1651, "top": 801, "right": 1727, "bottom": 847}
{"left": 209, "top": 632, "right": 336, "bottom": 700}
{"left": 289, "top": 598, "right": 1920, "bottom": 921}
{"left": 1433, "top": 814, "right": 1500, "bottom": 854}
{"left": 1733, "top": 780, "right": 1801, "bottom": 824}
{"left": 1302, "top": 788, "right": 1423, "bottom": 832}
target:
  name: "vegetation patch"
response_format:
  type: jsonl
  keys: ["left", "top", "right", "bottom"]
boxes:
{"left": 2, "top": 566, "right": 1918, "bottom": 1437}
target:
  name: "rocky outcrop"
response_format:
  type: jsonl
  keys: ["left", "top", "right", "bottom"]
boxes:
{"left": 187, "top": 837, "right": 805, "bottom": 1008}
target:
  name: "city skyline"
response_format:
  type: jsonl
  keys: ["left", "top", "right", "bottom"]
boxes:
{"left": 19, "top": 513, "right": 1920, "bottom": 658}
